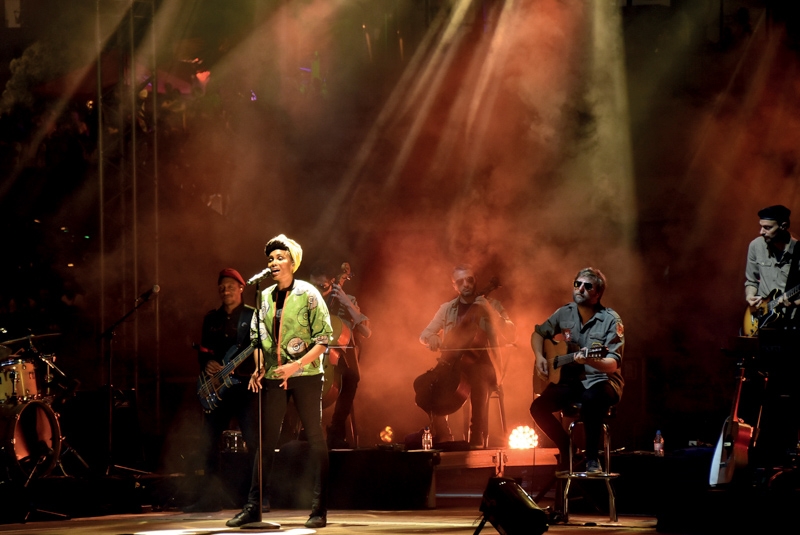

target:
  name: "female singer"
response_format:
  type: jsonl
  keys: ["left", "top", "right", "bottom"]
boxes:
{"left": 226, "top": 234, "right": 332, "bottom": 529}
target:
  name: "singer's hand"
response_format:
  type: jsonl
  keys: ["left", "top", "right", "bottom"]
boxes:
{"left": 275, "top": 360, "right": 302, "bottom": 389}
{"left": 248, "top": 368, "right": 265, "bottom": 392}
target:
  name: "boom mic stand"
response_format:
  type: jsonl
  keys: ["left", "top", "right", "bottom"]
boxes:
{"left": 97, "top": 286, "right": 159, "bottom": 476}
{"left": 242, "top": 276, "right": 280, "bottom": 530}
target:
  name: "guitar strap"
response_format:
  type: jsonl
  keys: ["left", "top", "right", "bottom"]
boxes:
{"left": 784, "top": 238, "right": 800, "bottom": 293}
{"left": 237, "top": 306, "right": 255, "bottom": 347}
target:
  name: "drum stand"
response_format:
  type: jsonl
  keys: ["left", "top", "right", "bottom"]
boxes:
{"left": 21, "top": 452, "right": 70, "bottom": 523}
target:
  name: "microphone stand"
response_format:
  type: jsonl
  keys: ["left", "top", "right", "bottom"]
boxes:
{"left": 97, "top": 293, "right": 157, "bottom": 476}
{"left": 242, "top": 277, "right": 280, "bottom": 530}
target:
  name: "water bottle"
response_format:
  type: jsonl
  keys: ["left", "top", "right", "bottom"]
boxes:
{"left": 654, "top": 430, "right": 664, "bottom": 457}
{"left": 422, "top": 427, "right": 433, "bottom": 451}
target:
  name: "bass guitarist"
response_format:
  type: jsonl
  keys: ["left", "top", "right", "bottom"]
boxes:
{"left": 744, "top": 204, "right": 800, "bottom": 334}
{"left": 419, "top": 264, "right": 516, "bottom": 448}
{"left": 530, "top": 267, "right": 624, "bottom": 476}
{"left": 187, "top": 268, "right": 257, "bottom": 512}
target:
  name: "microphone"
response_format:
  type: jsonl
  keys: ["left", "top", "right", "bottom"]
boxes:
{"left": 247, "top": 268, "right": 273, "bottom": 285}
{"left": 137, "top": 285, "right": 161, "bottom": 302}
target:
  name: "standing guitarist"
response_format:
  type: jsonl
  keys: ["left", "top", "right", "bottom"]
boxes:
{"left": 309, "top": 261, "right": 372, "bottom": 449}
{"left": 744, "top": 204, "right": 800, "bottom": 333}
{"left": 530, "top": 267, "right": 624, "bottom": 475}
{"left": 742, "top": 204, "right": 800, "bottom": 471}
{"left": 187, "top": 268, "right": 257, "bottom": 512}
{"left": 419, "top": 264, "right": 516, "bottom": 448}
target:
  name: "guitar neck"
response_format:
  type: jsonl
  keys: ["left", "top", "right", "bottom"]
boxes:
{"left": 770, "top": 283, "right": 800, "bottom": 308}
{"left": 218, "top": 346, "right": 255, "bottom": 376}
{"left": 553, "top": 350, "right": 583, "bottom": 369}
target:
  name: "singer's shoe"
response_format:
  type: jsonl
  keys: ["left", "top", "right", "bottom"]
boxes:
{"left": 226, "top": 504, "right": 258, "bottom": 527}
{"left": 305, "top": 514, "right": 327, "bottom": 528}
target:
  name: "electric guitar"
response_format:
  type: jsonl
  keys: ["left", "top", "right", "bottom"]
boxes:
{"left": 196, "top": 343, "right": 256, "bottom": 412}
{"left": 536, "top": 339, "right": 608, "bottom": 388}
{"left": 709, "top": 364, "right": 752, "bottom": 486}
{"left": 742, "top": 283, "right": 800, "bottom": 336}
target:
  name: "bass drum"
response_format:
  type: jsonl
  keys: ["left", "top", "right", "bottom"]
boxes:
{"left": 0, "top": 400, "right": 61, "bottom": 482}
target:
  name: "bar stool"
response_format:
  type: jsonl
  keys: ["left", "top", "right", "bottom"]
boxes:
{"left": 555, "top": 404, "right": 619, "bottom": 522}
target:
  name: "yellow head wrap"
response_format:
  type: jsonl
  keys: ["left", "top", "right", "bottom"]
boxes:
{"left": 264, "top": 234, "right": 303, "bottom": 273}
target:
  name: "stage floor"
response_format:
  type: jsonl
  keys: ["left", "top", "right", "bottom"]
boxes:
{"left": 0, "top": 507, "right": 658, "bottom": 534}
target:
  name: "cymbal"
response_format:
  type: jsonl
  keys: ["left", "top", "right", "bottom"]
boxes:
{"left": 0, "top": 333, "right": 62, "bottom": 345}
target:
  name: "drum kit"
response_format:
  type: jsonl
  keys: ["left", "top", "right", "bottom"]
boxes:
{"left": 0, "top": 332, "right": 81, "bottom": 485}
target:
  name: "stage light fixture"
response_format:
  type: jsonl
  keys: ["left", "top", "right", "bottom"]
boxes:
{"left": 476, "top": 476, "right": 548, "bottom": 535}
{"left": 508, "top": 425, "right": 539, "bottom": 449}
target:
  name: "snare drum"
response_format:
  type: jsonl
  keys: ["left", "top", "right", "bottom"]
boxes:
{"left": 0, "top": 358, "right": 40, "bottom": 402}
{"left": 0, "top": 400, "right": 62, "bottom": 481}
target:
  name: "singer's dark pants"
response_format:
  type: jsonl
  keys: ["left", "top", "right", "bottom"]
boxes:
{"left": 247, "top": 374, "right": 329, "bottom": 515}
{"left": 529, "top": 380, "right": 619, "bottom": 462}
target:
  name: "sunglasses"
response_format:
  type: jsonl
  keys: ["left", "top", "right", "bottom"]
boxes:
{"left": 573, "top": 280, "right": 594, "bottom": 291}
{"left": 455, "top": 277, "right": 476, "bottom": 285}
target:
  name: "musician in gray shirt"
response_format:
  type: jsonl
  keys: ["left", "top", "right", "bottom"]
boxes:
{"left": 744, "top": 204, "right": 800, "bottom": 328}
{"left": 530, "top": 267, "right": 623, "bottom": 475}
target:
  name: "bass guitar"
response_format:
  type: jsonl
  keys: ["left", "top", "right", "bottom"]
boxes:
{"left": 196, "top": 343, "right": 256, "bottom": 412}
{"left": 709, "top": 364, "right": 752, "bottom": 486}
{"left": 742, "top": 283, "right": 800, "bottom": 336}
{"left": 535, "top": 339, "right": 608, "bottom": 389}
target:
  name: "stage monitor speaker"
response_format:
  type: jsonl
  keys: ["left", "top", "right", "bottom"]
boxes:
{"left": 477, "top": 476, "right": 548, "bottom": 535}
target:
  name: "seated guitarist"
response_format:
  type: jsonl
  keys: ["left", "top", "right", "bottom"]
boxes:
{"left": 187, "top": 268, "right": 257, "bottom": 512}
{"left": 530, "top": 267, "right": 624, "bottom": 475}
{"left": 419, "top": 264, "right": 516, "bottom": 448}
{"left": 745, "top": 204, "right": 800, "bottom": 331}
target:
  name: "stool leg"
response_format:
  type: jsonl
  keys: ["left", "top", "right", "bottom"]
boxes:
{"left": 568, "top": 421, "right": 577, "bottom": 473}
{"left": 496, "top": 387, "right": 507, "bottom": 436}
{"left": 603, "top": 423, "right": 611, "bottom": 475}
{"left": 606, "top": 479, "right": 617, "bottom": 522}
{"left": 562, "top": 478, "right": 572, "bottom": 521}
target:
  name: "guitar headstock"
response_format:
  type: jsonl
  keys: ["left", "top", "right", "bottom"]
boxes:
{"left": 586, "top": 344, "right": 608, "bottom": 359}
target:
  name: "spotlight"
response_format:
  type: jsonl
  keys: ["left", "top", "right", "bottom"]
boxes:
{"left": 508, "top": 425, "right": 538, "bottom": 449}
{"left": 379, "top": 426, "right": 393, "bottom": 443}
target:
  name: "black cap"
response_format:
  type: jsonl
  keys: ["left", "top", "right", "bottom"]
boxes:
{"left": 758, "top": 205, "right": 791, "bottom": 222}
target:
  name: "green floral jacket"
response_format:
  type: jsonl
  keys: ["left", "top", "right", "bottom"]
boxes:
{"left": 250, "top": 279, "right": 333, "bottom": 379}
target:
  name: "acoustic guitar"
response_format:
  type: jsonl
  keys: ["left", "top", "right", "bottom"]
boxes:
{"left": 742, "top": 283, "right": 800, "bottom": 336}
{"left": 535, "top": 339, "right": 608, "bottom": 389}
{"left": 709, "top": 364, "right": 752, "bottom": 486}
{"left": 196, "top": 343, "right": 255, "bottom": 412}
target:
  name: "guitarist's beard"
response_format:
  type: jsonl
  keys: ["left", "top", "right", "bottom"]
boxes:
{"left": 764, "top": 228, "right": 791, "bottom": 247}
